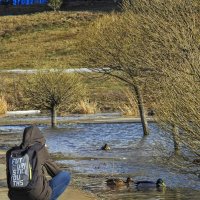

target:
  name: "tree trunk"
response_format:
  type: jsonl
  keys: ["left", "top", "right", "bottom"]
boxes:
{"left": 51, "top": 105, "right": 57, "bottom": 128}
{"left": 133, "top": 85, "right": 149, "bottom": 136}
{"left": 172, "top": 125, "right": 180, "bottom": 154}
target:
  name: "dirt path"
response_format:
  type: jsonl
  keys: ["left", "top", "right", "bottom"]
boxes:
{"left": 0, "top": 186, "right": 97, "bottom": 200}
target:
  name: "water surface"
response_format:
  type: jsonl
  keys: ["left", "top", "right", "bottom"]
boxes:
{"left": 0, "top": 122, "right": 200, "bottom": 199}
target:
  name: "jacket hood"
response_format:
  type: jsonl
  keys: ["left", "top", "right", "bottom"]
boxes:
{"left": 21, "top": 126, "right": 46, "bottom": 148}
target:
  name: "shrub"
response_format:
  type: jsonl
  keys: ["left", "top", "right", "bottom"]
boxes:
{"left": 48, "top": 0, "right": 63, "bottom": 12}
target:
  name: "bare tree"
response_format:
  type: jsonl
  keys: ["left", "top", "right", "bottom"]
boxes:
{"left": 77, "top": 13, "right": 152, "bottom": 136}
{"left": 22, "top": 70, "right": 85, "bottom": 128}
{"left": 123, "top": 0, "right": 200, "bottom": 157}
{"left": 77, "top": 0, "right": 200, "bottom": 158}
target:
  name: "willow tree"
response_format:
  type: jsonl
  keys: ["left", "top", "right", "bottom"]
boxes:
{"left": 23, "top": 70, "right": 85, "bottom": 128}
{"left": 77, "top": 12, "right": 156, "bottom": 136}
{"left": 124, "top": 0, "right": 200, "bottom": 157}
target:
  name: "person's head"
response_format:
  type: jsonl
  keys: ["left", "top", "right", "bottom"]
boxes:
{"left": 21, "top": 125, "right": 45, "bottom": 148}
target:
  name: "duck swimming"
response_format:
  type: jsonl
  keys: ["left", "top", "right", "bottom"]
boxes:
{"left": 101, "top": 143, "right": 111, "bottom": 150}
{"left": 106, "top": 177, "right": 133, "bottom": 187}
{"left": 135, "top": 178, "right": 166, "bottom": 191}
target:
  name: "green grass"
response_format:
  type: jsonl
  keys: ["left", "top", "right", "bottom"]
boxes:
{"left": 0, "top": 11, "right": 102, "bottom": 69}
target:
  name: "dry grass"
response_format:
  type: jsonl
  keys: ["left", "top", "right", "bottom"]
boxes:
{"left": 0, "top": 11, "right": 102, "bottom": 69}
{"left": 0, "top": 74, "right": 25, "bottom": 111}
{"left": 118, "top": 89, "right": 138, "bottom": 116}
{"left": 74, "top": 99, "right": 99, "bottom": 114}
{"left": 0, "top": 96, "right": 7, "bottom": 115}
{"left": 0, "top": 11, "right": 98, "bottom": 35}
{"left": 0, "top": 73, "right": 132, "bottom": 113}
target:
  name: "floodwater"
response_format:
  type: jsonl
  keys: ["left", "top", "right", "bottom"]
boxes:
{"left": 0, "top": 120, "right": 200, "bottom": 200}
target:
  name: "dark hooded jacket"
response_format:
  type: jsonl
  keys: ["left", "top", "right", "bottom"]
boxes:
{"left": 6, "top": 126, "right": 61, "bottom": 200}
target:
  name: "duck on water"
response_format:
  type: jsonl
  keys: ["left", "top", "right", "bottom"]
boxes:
{"left": 135, "top": 178, "right": 166, "bottom": 191}
{"left": 106, "top": 177, "right": 166, "bottom": 190}
{"left": 101, "top": 144, "right": 111, "bottom": 151}
{"left": 106, "top": 177, "right": 133, "bottom": 187}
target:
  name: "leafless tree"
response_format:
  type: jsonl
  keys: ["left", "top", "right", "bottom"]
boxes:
{"left": 122, "top": 0, "right": 200, "bottom": 157}
{"left": 77, "top": 12, "right": 152, "bottom": 136}
{"left": 22, "top": 70, "right": 85, "bottom": 127}
{"left": 77, "top": 0, "right": 200, "bottom": 158}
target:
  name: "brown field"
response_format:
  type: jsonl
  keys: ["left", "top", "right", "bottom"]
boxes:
{"left": 0, "top": 6, "right": 141, "bottom": 116}
{"left": 0, "top": 11, "right": 102, "bottom": 69}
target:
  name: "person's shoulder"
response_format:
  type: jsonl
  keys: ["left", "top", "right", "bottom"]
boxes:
{"left": 30, "top": 143, "right": 45, "bottom": 151}
{"left": 6, "top": 146, "right": 20, "bottom": 156}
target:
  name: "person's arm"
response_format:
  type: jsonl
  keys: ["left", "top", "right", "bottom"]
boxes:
{"left": 6, "top": 150, "right": 11, "bottom": 188}
{"left": 43, "top": 159, "right": 61, "bottom": 177}
{"left": 41, "top": 146, "right": 61, "bottom": 177}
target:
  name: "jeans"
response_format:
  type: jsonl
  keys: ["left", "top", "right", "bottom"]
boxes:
{"left": 49, "top": 171, "right": 71, "bottom": 200}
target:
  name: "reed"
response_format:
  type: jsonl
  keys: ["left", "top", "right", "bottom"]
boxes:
{"left": 118, "top": 90, "right": 138, "bottom": 116}
{"left": 0, "top": 95, "right": 7, "bottom": 115}
{"left": 75, "top": 99, "right": 99, "bottom": 114}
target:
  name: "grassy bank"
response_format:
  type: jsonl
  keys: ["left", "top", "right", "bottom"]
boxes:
{"left": 0, "top": 10, "right": 120, "bottom": 112}
{"left": 0, "top": 8, "right": 142, "bottom": 115}
{"left": 0, "top": 11, "right": 102, "bottom": 69}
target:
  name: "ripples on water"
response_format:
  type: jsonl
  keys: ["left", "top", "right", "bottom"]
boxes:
{"left": 0, "top": 122, "right": 200, "bottom": 199}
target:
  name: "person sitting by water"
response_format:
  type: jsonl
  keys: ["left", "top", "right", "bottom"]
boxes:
{"left": 6, "top": 125, "right": 71, "bottom": 200}
{"left": 101, "top": 143, "right": 111, "bottom": 150}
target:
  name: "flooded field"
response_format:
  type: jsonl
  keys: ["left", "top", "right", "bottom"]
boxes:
{"left": 0, "top": 119, "right": 200, "bottom": 200}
